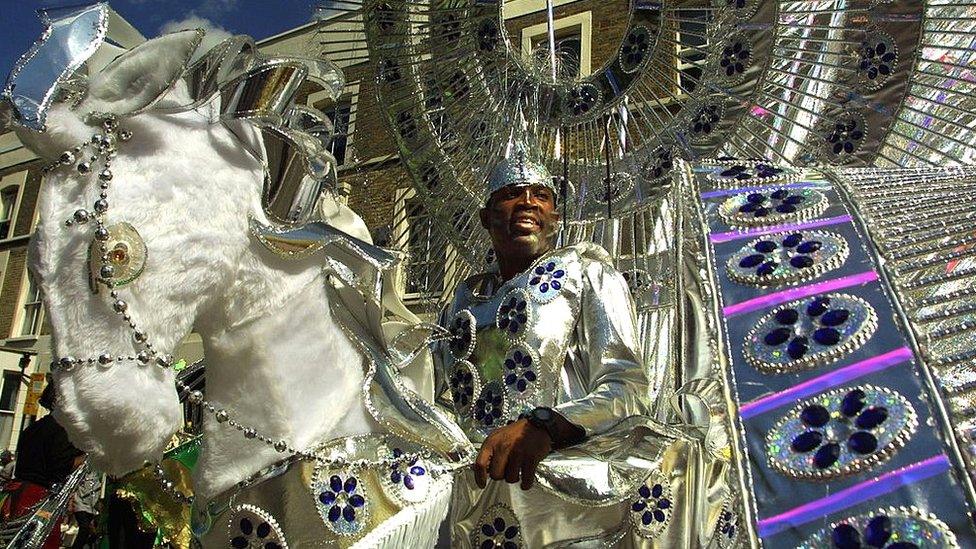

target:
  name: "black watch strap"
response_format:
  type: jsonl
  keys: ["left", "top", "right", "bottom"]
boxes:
{"left": 524, "top": 407, "right": 558, "bottom": 441}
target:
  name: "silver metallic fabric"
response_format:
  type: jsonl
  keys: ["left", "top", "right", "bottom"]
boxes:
{"left": 486, "top": 139, "right": 559, "bottom": 202}
{"left": 433, "top": 242, "right": 704, "bottom": 546}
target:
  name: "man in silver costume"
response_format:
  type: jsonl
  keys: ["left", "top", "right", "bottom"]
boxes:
{"left": 434, "top": 142, "right": 667, "bottom": 547}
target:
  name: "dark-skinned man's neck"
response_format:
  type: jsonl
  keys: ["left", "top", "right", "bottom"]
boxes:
{"left": 496, "top": 245, "right": 553, "bottom": 282}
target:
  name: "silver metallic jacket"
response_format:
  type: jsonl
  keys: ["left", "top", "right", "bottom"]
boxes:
{"left": 434, "top": 242, "right": 650, "bottom": 440}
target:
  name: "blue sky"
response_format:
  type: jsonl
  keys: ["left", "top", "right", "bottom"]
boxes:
{"left": 1, "top": 1, "right": 329, "bottom": 78}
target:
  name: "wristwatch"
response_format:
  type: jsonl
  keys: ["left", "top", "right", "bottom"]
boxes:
{"left": 523, "top": 407, "right": 559, "bottom": 442}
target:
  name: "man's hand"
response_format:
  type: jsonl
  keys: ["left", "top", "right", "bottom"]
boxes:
{"left": 473, "top": 419, "right": 552, "bottom": 490}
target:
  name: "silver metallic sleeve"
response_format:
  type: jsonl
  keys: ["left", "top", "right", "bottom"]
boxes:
{"left": 554, "top": 259, "right": 650, "bottom": 436}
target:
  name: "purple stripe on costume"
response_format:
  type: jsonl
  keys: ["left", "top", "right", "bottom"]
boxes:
{"left": 756, "top": 455, "right": 950, "bottom": 538}
{"left": 710, "top": 215, "right": 853, "bottom": 244}
{"left": 700, "top": 182, "right": 817, "bottom": 200}
{"left": 739, "top": 347, "right": 913, "bottom": 419}
{"left": 723, "top": 271, "right": 879, "bottom": 317}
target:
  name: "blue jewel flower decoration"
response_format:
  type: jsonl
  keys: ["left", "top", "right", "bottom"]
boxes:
{"left": 473, "top": 382, "right": 506, "bottom": 429}
{"left": 497, "top": 291, "right": 530, "bottom": 338}
{"left": 823, "top": 114, "right": 866, "bottom": 157}
{"left": 448, "top": 310, "right": 476, "bottom": 359}
{"left": 720, "top": 39, "right": 750, "bottom": 77}
{"left": 717, "top": 508, "right": 738, "bottom": 546}
{"left": 448, "top": 361, "right": 478, "bottom": 412}
{"left": 230, "top": 514, "right": 283, "bottom": 549}
{"left": 798, "top": 506, "right": 957, "bottom": 549}
{"left": 566, "top": 83, "right": 600, "bottom": 116}
{"left": 503, "top": 347, "right": 538, "bottom": 396}
{"left": 790, "top": 389, "right": 892, "bottom": 470}
{"left": 528, "top": 259, "right": 566, "bottom": 302}
{"left": 475, "top": 511, "right": 522, "bottom": 549}
{"left": 631, "top": 479, "right": 673, "bottom": 537}
{"left": 318, "top": 474, "right": 366, "bottom": 524}
{"left": 389, "top": 447, "right": 426, "bottom": 490}
{"left": 477, "top": 18, "right": 499, "bottom": 52}
{"left": 737, "top": 189, "right": 807, "bottom": 217}
{"left": 736, "top": 233, "right": 823, "bottom": 277}
{"left": 767, "top": 385, "right": 917, "bottom": 479}
{"left": 857, "top": 35, "right": 897, "bottom": 84}
{"left": 689, "top": 104, "right": 721, "bottom": 137}
{"left": 755, "top": 163, "right": 784, "bottom": 178}
{"left": 620, "top": 26, "right": 650, "bottom": 72}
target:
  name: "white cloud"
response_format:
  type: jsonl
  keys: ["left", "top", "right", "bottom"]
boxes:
{"left": 160, "top": 15, "right": 233, "bottom": 56}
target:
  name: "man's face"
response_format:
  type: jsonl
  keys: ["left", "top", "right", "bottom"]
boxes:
{"left": 480, "top": 184, "right": 560, "bottom": 263}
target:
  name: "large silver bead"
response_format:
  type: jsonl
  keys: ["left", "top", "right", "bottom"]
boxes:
{"left": 157, "top": 354, "right": 174, "bottom": 367}
{"left": 112, "top": 300, "right": 127, "bottom": 313}
{"left": 59, "top": 357, "right": 76, "bottom": 370}
{"left": 93, "top": 199, "right": 109, "bottom": 213}
{"left": 136, "top": 350, "right": 151, "bottom": 364}
{"left": 98, "top": 169, "right": 113, "bottom": 181}
{"left": 188, "top": 390, "right": 204, "bottom": 405}
{"left": 97, "top": 353, "right": 113, "bottom": 365}
{"left": 73, "top": 209, "right": 91, "bottom": 223}
{"left": 133, "top": 329, "right": 148, "bottom": 343}
{"left": 274, "top": 440, "right": 288, "bottom": 453}
{"left": 91, "top": 134, "right": 103, "bottom": 145}
{"left": 60, "top": 151, "right": 76, "bottom": 165}
{"left": 77, "top": 162, "right": 92, "bottom": 174}
{"left": 100, "top": 265, "right": 115, "bottom": 279}
{"left": 243, "top": 428, "right": 257, "bottom": 439}
{"left": 95, "top": 226, "right": 110, "bottom": 241}
{"left": 215, "top": 410, "right": 230, "bottom": 423}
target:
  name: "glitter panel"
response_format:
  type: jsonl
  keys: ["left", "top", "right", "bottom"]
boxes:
{"left": 797, "top": 506, "right": 958, "bottom": 548}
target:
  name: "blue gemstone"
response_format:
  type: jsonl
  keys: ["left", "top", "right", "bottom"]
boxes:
{"left": 848, "top": 431, "right": 878, "bottom": 454}
{"left": 494, "top": 518, "right": 506, "bottom": 532}
{"left": 231, "top": 537, "right": 249, "bottom": 549}
{"left": 349, "top": 494, "right": 365, "bottom": 508}
{"left": 390, "top": 471, "right": 401, "bottom": 484}
{"left": 652, "top": 484, "right": 663, "bottom": 498}
{"left": 632, "top": 501, "right": 647, "bottom": 512}
{"left": 821, "top": 309, "right": 850, "bottom": 326}
{"left": 654, "top": 510, "right": 667, "bottom": 523}
{"left": 754, "top": 207, "right": 770, "bottom": 217}
{"left": 344, "top": 477, "right": 357, "bottom": 493}
{"left": 807, "top": 297, "right": 830, "bottom": 316}
{"left": 539, "top": 282, "right": 549, "bottom": 293}
{"left": 784, "top": 195, "right": 805, "bottom": 205}
{"left": 554, "top": 270, "right": 565, "bottom": 278}
{"left": 739, "top": 203, "right": 757, "bottom": 213}
{"left": 797, "top": 241, "right": 822, "bottom": 254}
{"left": 776, "top": 204, "right": 797, "bottom": 214}
{"left": 547, "top": 262, "right": 556, "bottom": 271}
{"left": 403, "top": 475, "right": 414, "bottom": 490}
{"left": 841, "top": 389, "right": 866, "bottom": 417}
{"left": 535, "top": 266, "right": 546, "bottom": 275}
{"left": 530, "top": 277, "right": 541, "bottom": 285}
{"left": 887, "top": 543, "right": 920, "bottom": 549}
{"left": 657, "top": 499, "right": 671, "bottom": 509}
{"left": 551, "top": 280, "right": 562, "bottom": 290}
{"left": 856, "top": 407, "right": 888, "bottom": 430}
{"left": 787, "top": 337, "right": 809, "bottom": 359}
{"left": 757, "top": 261, "right": 777, "bottom": 276}
{"left": 783, "top": 233, "right": 803, "bottom": 247}
{"left": 831, "top": 523, "right": 861, "bottom": 549}
{"left": 328, "top": 505, "right": 341, "bottom": 522}
{"left": 776, "top": 308, "right": 800, "bottom": 325}
{"left": 330, "top": 475, "right": 343, "bottom": 493}
{"left": 764, "top": 327, "right": 791, "bottom": 346}
{"left": 791, "top": 430, "right": 823, "bottom": 452}
{"left": 320, "top": 491, "right": 336, "bottom": 505}
{"left": 755, "top": 240, "right": 777, "bottom": 253}
{"left": 504, "top": 374, "right": 517, "bottom": 385}
{"left": 240, "top": 518, "right": 253, "bottom": 536}
{"left": 516, "top": 379, "right": 527, "bottom": 392}
{"left": 642, "top": 511, "right": 653, "bottom": 525}
{"left": 257, "top": 522, "right": 271, "bottom": 538}
{"left": 411, "top": 465, "right": 425, "bottom": 476}
{"left": 814, "top": 443, "right": 841, "bottom": 469}
{"left": 790, "top": 255, "right": 814, "bottom": 269}
{"left": 801, "top": 405, "right": 830, "bottom": 427}
{"left": 813, "top": 328, "right": 841, "bottom": 346}
{"left": 524, "top": 371, "right": 537, "bottom": 381}
{"left": 771, "top": 189, "right": 789, "bottom": 200}
{"left": 639, "top": 485, "right": 651, "bottom": 498}
{"left": 481, "top": 524, "right": 495, "bottom": 537}
{"left": 747, "top": 193, "right": 765, "bottom": 203}
{"left": 342, "top": 506, "right": 356, "bottom": 522}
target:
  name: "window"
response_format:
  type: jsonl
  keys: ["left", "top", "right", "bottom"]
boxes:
{"left": 675, "top": 9, "right": 709, "bottom": 94}
{"left": 320, "top": 97, "right": 352, "bottom": 166}
{"left": 17, "top": 272, "right": 43, "bottom": 337}
{"left": 0, "top": 185, "right": 18, "bottom": 239}
{"left": 0, "top": 371, "right": 21, "bottom": 413}
{"left": 519, "top": 11, "right": 593, "bottom": 79}
{"left": 403, "top": 196, "right": 446, "bottom": 296}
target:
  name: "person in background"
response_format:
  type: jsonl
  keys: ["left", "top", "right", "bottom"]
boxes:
{"left": 0, "top": 450, "right": 15, "bottom": 486}
{"left": 1, "top": 382, "right": 84, "bottom": 549}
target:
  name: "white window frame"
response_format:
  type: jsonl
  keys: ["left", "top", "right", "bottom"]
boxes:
{"left": 0, "top": 171, "right": 26, "bottom": 242}
{"left": 11, "top": 268, "right": 43, "bottom": 340}
{"left": 519, "top": 11, "right": 593, "bottom": 78}
{"left": 391, "top": 187, "right": 458, "bottom": 304}
{"left": 308, "top": 82, "right": 360, "bottom": 169}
